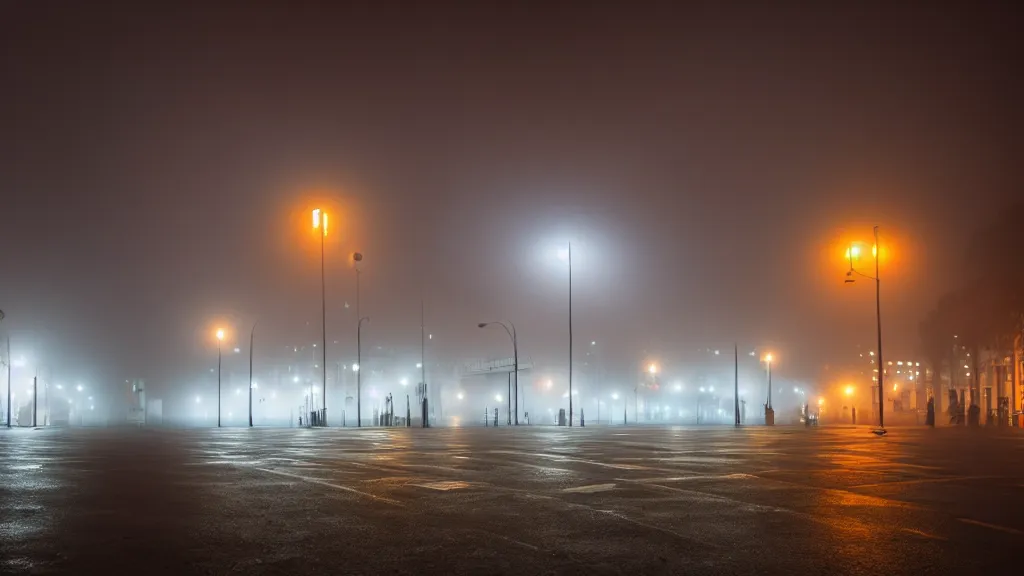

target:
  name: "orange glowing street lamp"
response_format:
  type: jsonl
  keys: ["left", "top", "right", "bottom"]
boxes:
{"left": 312, "top": 208, "right": 328, "bottom": 426}
{"left": 215, "top": 328, "right": 225, "bottom": 427}
{"left": 844, "top": 226, "right": 885, "bottom": 432}
{"left": 762, "top": 353, "right": 775, "bottom": 425}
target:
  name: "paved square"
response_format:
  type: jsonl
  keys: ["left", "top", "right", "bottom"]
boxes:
{"left": 2, "top": 426, "right": 1022, "bottom": 574}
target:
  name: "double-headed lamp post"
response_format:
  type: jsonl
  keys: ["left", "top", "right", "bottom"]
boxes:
{"left": 845, "top": 226, "right": 885, "bottom": 431}
{"left": 479, "top": 321, "right": 518, "bottom": 425}
{"left": 216, "top": 328, "right": 224, "bottom": 428}
{"left": 312, "top": 208, "right": 329, "bottom": 426}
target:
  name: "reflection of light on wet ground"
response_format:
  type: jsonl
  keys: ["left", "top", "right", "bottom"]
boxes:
{"left": 412, "top": 481, "right": 471, "bottom": 491}
{"left": 10, "top": 464, "right": 42, "bottom": 471}
{"left": 562, "top": 483, "right": 615, "bottom": 493}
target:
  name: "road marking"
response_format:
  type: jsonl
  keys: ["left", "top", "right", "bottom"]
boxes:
{"left": 630, "top": 473, "right": 757, "bottom": 483}
{"left": 477, "top": 530, "right": 540, "bottom": 551}
{"left": 956, "top": 518, "right": 1023, "bottom": 536}
{"left": 852, "top": 476, "right": 1000, "bottom": 489}
{"left": 411, "top": 481, "right": 471, "bottom": 491}
{"left": 900, "top": 528, "right": 947, "bottom": 541}
{"left": 253, "top": 467, "right": 403, "bottom": 506}
{"left": 460, "top": 454, "right": 573, "bottom": 474}
{"left": 563, "top": 483, "right": 616, "bottom": 493}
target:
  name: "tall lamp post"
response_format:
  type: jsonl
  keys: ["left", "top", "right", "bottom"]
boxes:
{"left": 1, "top": 309, "right": 9, "bottom": 429}
{"left": 567, "top": 242, "right": 573, "bottom": 426}
{"left": 249, "top": 321, "right": 258, "bottom": 427}
{"left": 420, "top": 298, "right": 429, "bottom": 428}
{"left": 5, "top": 336, "right": 10, "bottom": 429}
{"left": 357, "top": 316, "right": 369, "bottom": 427}
{"left": 479, "top": 321, "right": 518, "bottom": 425}
{"left": 312, "top": 209, "right": 329, "bottom": 426}
{"left": 764, "top": 353, "right": 774, "bottom": 426}
{"left": 734, "top": 344, "right": 741, "bottom": 427}
{"left": 216, "top": 328, "right": 224, "bottom": 427}
{"left": 845, "top": 226, "right": 885, "bottom": 431}
{"left": 353, "top": 252, "right": 364, "bottom": 426}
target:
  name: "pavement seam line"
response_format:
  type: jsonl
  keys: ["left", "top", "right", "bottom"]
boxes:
{"left": 253, "top": 466, "right": 405, "bottom": 507}
{"left": 956, "top": 518, "right": 1023, "bottom": 536}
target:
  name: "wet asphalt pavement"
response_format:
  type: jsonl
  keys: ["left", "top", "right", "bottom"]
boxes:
{"left": 1, "top": 425, "right": 1023, "bottom": 575}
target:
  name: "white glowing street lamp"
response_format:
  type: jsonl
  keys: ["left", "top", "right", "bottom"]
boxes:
{"left": 216, "top": 328, "right": 224, "bottom": 427}
{"left": 555, "top": 243, "right": 575, "bottom": 426}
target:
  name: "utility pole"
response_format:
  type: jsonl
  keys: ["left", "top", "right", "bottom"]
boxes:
{"left": 33, "top": 374, "right": 37, "bottom": 427}
{"left": 421, "top": 298, "right": 428, "bottom": 428}
{"left": 634, "top": 385, "right": 638, "bottom": 424}
{"left": 249, "top": 321, "right": 257, "bottom": 427}
{"left": 507, "top": 373, "right": 512, "bottom": 426}
{"left": 844, "top": 226, "right": 885, "bottom": 431}
{"left": 319, "top": 226, "right": 327, "bottom": 427}
{"left": 357, "top": 316, "right": 369, "bottom": 427}
{"left": 874, "top": 226, "right": 884, "bottom": 429}
{"left": 354, "top": 252, "right": 364, "bottom": 427}
{"left": 217, "top": 338, "right": 222, "bottom": 428}
{"left": 6, "top": 337, "right": 10, "bottom": 428}
{"left": 478, "top": 321, "right": 518, "bottom": 425}
{"left": 568, "top": 241, "right": 573, "bottom": 426}
{"left": 734, "top": 343, "right": 741, "bottom": 427}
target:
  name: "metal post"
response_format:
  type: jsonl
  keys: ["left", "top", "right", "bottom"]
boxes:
{"left": 512, "top": 323, "right": 518, "bottom": 426}
{"left": 357, "top": 316, "right": 368, "bottom": 427}
{"left": 33, "top": 375, "right": 37, "bottom": 427}
{"left": 249, "top": 321, "right": 257, "bottom": 427}
{"left": 421, "top": 298, "right": 428, "bottom": 428}
{"left": 767, "top": 360, "right": 772, "bottom": 409}
{"left": 507, "top": 372, "right": 512, "bottom": 425}
{"left": 734, "top": 343, "right": 740, "bottom": 426}
{"left": 6, "top": 337, "right": 10, "bottom": 428}
{"left": 217, "top": 342, "right": 222, "bottom": 428}
{"left": 355, "top": 259, "right": 363, "bottom": 427}
{"left": 568, "top": 241, "right": 573, "bottom": 426}
{"left": 875, "top": 226, "right": 884, "bottom": 429}
{"left": 320, "top": 231, "right": 327, "bottom": 427}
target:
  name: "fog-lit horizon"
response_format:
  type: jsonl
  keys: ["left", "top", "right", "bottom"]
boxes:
{"left": 2, "top": 2, "right": 1021, "bottom": 423}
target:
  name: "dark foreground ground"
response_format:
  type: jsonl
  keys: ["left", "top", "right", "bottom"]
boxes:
{"left": 2, "top": 425, "right": 1022, "bottom": 575}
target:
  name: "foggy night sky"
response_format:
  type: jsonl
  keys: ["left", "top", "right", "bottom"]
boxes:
{"left": 1, "top": 1, "right": 1021, "bottom": 397}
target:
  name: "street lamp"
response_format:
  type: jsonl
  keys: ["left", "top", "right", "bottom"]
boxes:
{"left": 312, "top": 208, "right": 328, "bottom": 426}
{"left": 478, "top": 321, "right": 518, "bottom": 425}
{"left": 249, "top": 320, "right": 258, "bottom": 427}
{"left": 4, "top": 318, "right": 9, "bottom": 429}
{"left": 216, "top": 328, "right": 224, "bottom": 427}
{"left": 763, "top": 353, "right": 774, "bottom": 426}
{"left": 845, "top": 226, "right": 885, "bottom": 432}
{"left": 556, "top": 243, "right": 574, "bottom": 426}
{"left": 357, "top": 316, "right": 369, "bottom": 427}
